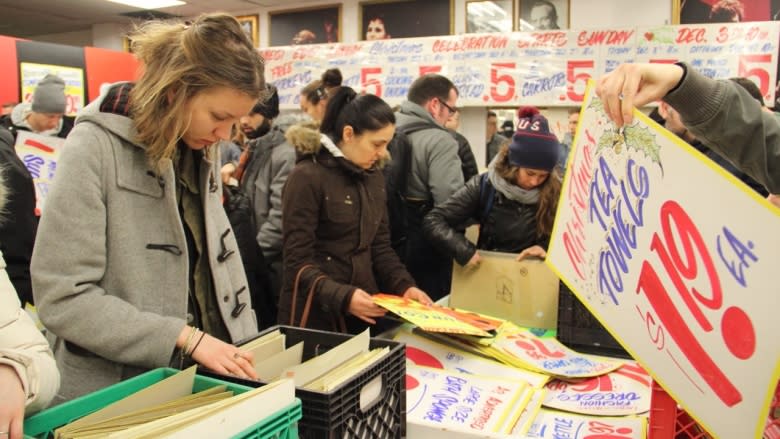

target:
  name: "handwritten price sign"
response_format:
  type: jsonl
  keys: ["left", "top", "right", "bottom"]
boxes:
{"left": 14, "top": 131, "right": 65, "bottom": 215}
{"left": 264, "top": 22, "right": 778, "bottom": 109}
{"left": 546, "top": 84, "right": 780, "bottom": 439}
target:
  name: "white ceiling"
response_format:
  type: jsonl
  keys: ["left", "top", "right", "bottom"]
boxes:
{"left": 0, "top": 0, "right": 311, "bottom": 38}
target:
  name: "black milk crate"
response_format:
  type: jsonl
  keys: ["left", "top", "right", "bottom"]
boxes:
{"left": 204, "top": 325, "right": 406, "bottom": 439}
{"left": 556, "top": 285, "right": 633, "bottom": 359}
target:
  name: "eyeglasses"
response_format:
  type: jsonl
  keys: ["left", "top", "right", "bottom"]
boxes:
{"left": 438, "top": 98, "right": 458, "bottom": 115}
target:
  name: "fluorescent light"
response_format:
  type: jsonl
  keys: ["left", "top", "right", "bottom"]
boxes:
{"left": 106, "top": 0, "right": 185, "bottom": 9}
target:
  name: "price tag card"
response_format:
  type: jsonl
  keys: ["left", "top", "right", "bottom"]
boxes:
{"left": 546, "top": 84, "right": 780, "bottom": 439}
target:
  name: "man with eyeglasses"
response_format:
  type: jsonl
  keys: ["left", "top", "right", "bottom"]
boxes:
{"left": 393, "top": 74, "right": 464, "bottom": 301}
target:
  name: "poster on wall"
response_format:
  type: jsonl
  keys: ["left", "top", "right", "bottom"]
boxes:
{"left": 360, "top": 0, "right": 453, "bottom": 40}
{"left": 20, "top": 62, "right": 85, "bottom": 117}
{"left": 269, "top": 5, "right": 341, "bottom": 46}
{"left": 262, "top": 21, "right": 779, "bottom": 109}
{"left": 676, "top": 0, "right": 773, "bottom": 24}
{"left": 545, "top": 84, "right": 780, "bottom": 439}
{"left": 466, "top": 0, "right": 513, "bottom": 34}
{"left": 518, "top": 0, "right": 569, "bottom": 31}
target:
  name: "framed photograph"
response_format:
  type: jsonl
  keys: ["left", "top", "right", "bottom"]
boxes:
{"left": 466, "top": 0, "right": 513, "bottom": 34}
{"left": 675, "top": 0, "right": 763, "bottom": 24}
{"left": 518, "top": 0, "right": 569, "bottom": 31}
{"left": 236, "top": 14, "right": 259, "bottom": 47}
{"left": 359, "top": 0, "right": 453, "bottom": 41}
{"left": 269, "top": 5, "right": 341, "bottom": 46}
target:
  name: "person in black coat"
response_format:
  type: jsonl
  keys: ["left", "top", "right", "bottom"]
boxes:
{"left": 444, "top": 109, "right": 479, "bottom": 182}
{"left": 423, "top": 107, "right": 562, "bottom": 266}
{"left": 0, "top": 127, "right": 38, "bottom": 305}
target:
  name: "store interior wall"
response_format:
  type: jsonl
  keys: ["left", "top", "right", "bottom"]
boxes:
{"left": 25, "top": 0, "right": 672, "bottom": 168}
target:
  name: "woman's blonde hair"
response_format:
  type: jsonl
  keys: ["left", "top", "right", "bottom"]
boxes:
{"left": 494, "top": 144, "right": 561, "bottom": 238}
{"left": 129, "top": 13, "right": 265, "bottom": 170}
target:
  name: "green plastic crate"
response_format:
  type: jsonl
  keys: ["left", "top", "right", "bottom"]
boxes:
{"left": 23, "top": 367, "right": 301, "bottom": 439}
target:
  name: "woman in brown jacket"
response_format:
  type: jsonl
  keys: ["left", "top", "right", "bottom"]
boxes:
{"left": 279, "top": 87, "right": 432, "bottom": 334}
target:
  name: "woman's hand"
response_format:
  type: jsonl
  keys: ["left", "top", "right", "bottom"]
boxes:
{"left": 0, "top": 364, "right": 25, "bottom": 439}
{"left": 516, "top": 245, "right": 547, "bottom": 261}
{"left": 348, "top": 289, "right": 387, "bottom": 324}
{"left": 768, "top": 193, "right": 780, "bottom": 209}
{"left": 465, "top": 251, "right": 482, "bottom": 270}
{"left": 178, "top": 327, "right": 257, "bottom": 380}
{"left": 403, "top": 287, "right": 433, "bottom": 306}
{"left": 220, "top": 162, "right": 237, "bottom": 185}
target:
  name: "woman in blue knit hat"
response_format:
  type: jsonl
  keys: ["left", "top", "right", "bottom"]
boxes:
{"left": 423, "top": 106, "right": 562, "bottom": 267}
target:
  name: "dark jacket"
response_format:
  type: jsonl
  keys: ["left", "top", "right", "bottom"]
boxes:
{"left": 279, "top": 124, "right": 415, "bottom": 333}
{"left": 0, "top": 127, "right": 37, "bottom": 305}
{"left": 423, "top": 173, "right": 546, "bottom": 265}
{"left": 666, "top": 63, "right": 779, "bottom": 193}
{"left": 689, "top": 139, "right": 768, "bottom": 197}
{"left": 451, "top": 130, "right": 479, "bottom": 182}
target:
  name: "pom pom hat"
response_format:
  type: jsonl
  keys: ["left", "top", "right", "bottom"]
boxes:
{"left": 508, "top": 106, "right": 560, "bottom": 170}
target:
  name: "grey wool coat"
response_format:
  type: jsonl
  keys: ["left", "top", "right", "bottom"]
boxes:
{"left": 31, "top": 84, "right": 258, "bottom": 403}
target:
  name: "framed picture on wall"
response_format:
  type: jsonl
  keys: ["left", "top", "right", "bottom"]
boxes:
{"left": 518, "top": 0, "right": 569, "bottom": 31}
{"left": 236, "top": 14, "right": 259, "bottom": 47}
{"left": 359, "top": 0, "right": 453, "bottom": 41}
{"left": 269, "top": 5, "right": 341, "bottom": 46}
{"left": 674, "top": 0, "right": 769, "bottom": 24}
{"left": 466, "top": 0, "right": 513, "bottom": 34}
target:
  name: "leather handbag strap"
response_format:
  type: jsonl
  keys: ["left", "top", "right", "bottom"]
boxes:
{"left": 289, "top": 264, "right": 326, "bottom": 328}
{"left": 299, "top": 275, "right": 326, "bottom": 328}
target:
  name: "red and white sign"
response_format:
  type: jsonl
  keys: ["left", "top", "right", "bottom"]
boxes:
{"left": 543, "top": 362, "right": 652, "bottom": 416}
{"left": 261, "top": 22, "right": 779, "bottom": 109}
{"left": 14, "top": 131, "right": 65, "bottom": 215}
{"left": 546, "top": 85, "right": 780, "bottom": 439}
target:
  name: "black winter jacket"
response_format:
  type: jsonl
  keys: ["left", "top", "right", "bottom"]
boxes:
{"left": 451, "top": 131, "right": 479, "bottom": 182}
{"left": 0, "top": 127, "right": 38, "bottom": 305}
{"left": 423, "top": 173, "right": 547, "bottom": 265}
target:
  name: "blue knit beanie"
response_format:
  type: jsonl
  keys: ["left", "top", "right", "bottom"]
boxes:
{"left": 508, "top": 106, "right": 560, "bottom": 170}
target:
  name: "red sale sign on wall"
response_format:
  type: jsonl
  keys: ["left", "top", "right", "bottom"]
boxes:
{"left": 262, "top": 22, "right": 779, "bottom": 109}
{"left": 546, "top": 84, "right": 780, "bottom": 439}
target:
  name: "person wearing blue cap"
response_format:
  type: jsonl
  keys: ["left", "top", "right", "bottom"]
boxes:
{"left": 423, "top": 106, "right": 563, "bottom": 267}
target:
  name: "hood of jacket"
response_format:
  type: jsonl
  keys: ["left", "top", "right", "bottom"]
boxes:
{"left": 75, "top": 82, "right": 141, "bottom": 149}
{"left": 10, "top": 102, "right": 65, "bottom": 136}
{"left": 285, "top": 120, "right": 390, "bottom": 171}
{"left": 285, "top": 119, "right": 322, "bottom": 157}
{"left": 287, "top": 120, "right": 384, "bottom": 177}
{"left": 396, "top": 100, "right": 442, "bottom": 128}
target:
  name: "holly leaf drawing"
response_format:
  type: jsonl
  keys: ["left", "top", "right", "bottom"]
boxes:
{"left": 588, "top": 97, "right": 605, "bottom": 116}
{"left": 596, "top": 129, "right": 623, "bottom": 154}
{"left": 624, "top": 124, "right": 662, "bottom": 167}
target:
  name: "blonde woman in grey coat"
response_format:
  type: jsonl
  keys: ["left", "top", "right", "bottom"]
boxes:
{"left": 31, "top": 13, "right": 264, "bottom": 403}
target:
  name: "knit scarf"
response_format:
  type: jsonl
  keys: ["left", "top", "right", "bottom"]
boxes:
{"left": 487, "top": 158, "right": 540, "bottom": 205}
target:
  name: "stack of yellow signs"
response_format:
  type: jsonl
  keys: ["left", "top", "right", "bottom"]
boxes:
{"left": 239, "top": 329, "right": 388, "bottom": 392}
{"left": 54, "top": 367, "right": 295, "bottom": 439}
{"left": 423, "top": 321, "right": 623, "bottom": 379}
{"left": 372, "top": 294, "right": 503, "bottom": 337}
